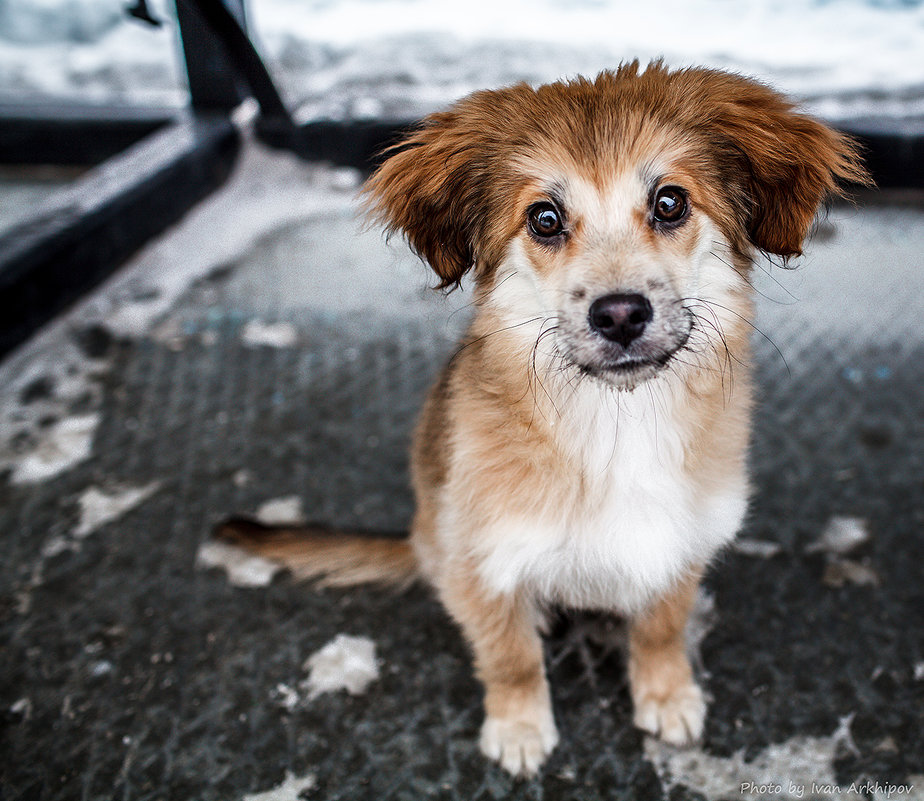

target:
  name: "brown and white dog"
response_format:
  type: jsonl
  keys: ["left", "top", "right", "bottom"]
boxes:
{"left": 218, "top": 61, "right": 868, "bottom": 776}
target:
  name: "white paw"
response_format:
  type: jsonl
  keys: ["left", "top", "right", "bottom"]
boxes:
{"left": 633, "top": 682, "right": 706, "bottom": 746}
{"left": 479, "top": 713, "right": 559, "bottom": 777}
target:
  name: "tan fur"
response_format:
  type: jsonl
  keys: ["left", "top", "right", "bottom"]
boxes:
{"left": 215, "top": 518, "right": 416, "bottom": 588}
{"left": 628, "top": 570, "right": 705, "bottom": 744}
{"left": 218, "top": 62, "right": 869, "bottom": 776}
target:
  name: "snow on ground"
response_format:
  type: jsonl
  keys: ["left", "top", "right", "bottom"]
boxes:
{"left": 645, "top": 716, "right": 924, "bottom": 801}
{"left": 10, "top": 413, "right": 100, "bottom": 484}
{"left": 73, "top": 482, "right": 161, "bottom": 537}
{"left": 196, "top": 539, "right": 283, "bottom": 587}
{"left": 255, "top": 495, "right": 306, "bottom": 525}
{"left": 240, "top": 319, "right": 299, "bottom": 349}
{"left": 241, "top": 772, "right": 317, "bottom": 801}
{"left": 1, "top": 0, "right": 924, "bottom": 121}
{"left": 301, "top": 633, "right": 380, "bottom": 699}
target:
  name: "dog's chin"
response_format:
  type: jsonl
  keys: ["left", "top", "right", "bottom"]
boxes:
{"left": 577, "top": 360, "right": 664, "bottom": 391}
{"left": 574, "top": 346, "right": 683, "bottom": 391}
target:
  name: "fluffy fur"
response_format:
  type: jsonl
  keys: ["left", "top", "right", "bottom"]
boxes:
{"left": 217, "top": 62, "right": 868, "bottom": 776}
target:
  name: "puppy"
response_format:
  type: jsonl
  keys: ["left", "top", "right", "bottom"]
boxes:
{"left": 218, "top": 61, "right": 868, "bottom": 776}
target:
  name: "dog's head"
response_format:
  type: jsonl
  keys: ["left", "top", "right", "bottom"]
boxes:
{"left": 364, "top": 62, "right": 869, "bottom": 388}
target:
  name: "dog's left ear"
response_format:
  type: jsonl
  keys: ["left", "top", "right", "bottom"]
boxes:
{"left": 703, "top": 73, "right": 872, "bottom": 257}
{"left": 363, "top": 102, "right": 499, "bottom": 288}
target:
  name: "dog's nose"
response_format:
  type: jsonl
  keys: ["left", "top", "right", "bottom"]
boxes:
{"left": 588, "top": 293, "right": 653, "bottom": 346}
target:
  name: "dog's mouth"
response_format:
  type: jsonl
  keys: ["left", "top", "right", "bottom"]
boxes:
{"left": 578, "top": 353, "right": 670, "bottom": 377}
{"left": 571, "top": 339, "right": 687, "bottom": 386}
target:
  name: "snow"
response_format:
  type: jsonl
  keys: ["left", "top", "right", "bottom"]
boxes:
{"left": 62, "top": 145, "right": 358, "bottom": 343}
{"left": 11, "top": 413, "right": 100, "bottom": 484}
{"left": 241, "top": 320, "right": 298, "bottom": 349}
{"left": 255, "top": 495, "right": 306, "bottom": 525}
{"left": 645, "top": 715, "right": 864, "bottom": 800}
{"left": 302, "top": 633, "right": 379, "bottom": 699}
{"left": 242, "top": 772, "right": 317, "bottom": 801}
{"left": 807, "top": 516, "right": 870, "bottom": 555}
{"left": 0, "top": 335, "right": 108, "bottom": 484}
{"left": 196, "top": 540, "right": 282, "bottom": 587}
{"left": 73, "top": 482, "right": 161, "bottom": 537}
{"left": 733, "top": 539, "right": 783, "bottom": 559}
{"left": 2, "top": 0, "right": 923, "bottom": 121}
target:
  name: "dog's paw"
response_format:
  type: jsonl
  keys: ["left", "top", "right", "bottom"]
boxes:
{"left": 632, "top": 681, "right": 705, "bottom": 746}
{"left": 479, "top": 714, "right": 559, "bottom": 777}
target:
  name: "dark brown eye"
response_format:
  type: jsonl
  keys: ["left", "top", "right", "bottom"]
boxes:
{"left": 652, "top": 187, "right": 689, "bottom": 226}
{"left": 528, "top": 202, "right": 564, "bottom": 238}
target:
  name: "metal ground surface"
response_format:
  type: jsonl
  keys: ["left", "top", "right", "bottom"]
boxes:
{"left": 1, "top": 144, "right": 922, "bottom": 800}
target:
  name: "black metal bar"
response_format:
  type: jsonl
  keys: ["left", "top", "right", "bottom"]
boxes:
{"left": 0, "top": 104, "right": 174, "bottom": 166}
{"left": 177, "top": 0, "right": 293, "bottom": 124}
{"left": 0, "top": 114, "right": 240, "bottom": 358}
{"left": 257, "top": 119, "right": 411, "bottom": 172}
{"left": 835, "top": 117, "right": 924, "bottom": 189}
{"left": 174, "top": 0, "right": 247, "bottom": 112}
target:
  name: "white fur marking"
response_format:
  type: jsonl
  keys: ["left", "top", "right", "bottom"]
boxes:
{"left": 474, "top": 387, "right": 744, "bottom": 613}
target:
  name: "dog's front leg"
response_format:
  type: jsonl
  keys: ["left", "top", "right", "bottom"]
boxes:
{"left": 627, "top": 569, "right": 706, "bottom": 745}
{"left": 439, "top": 572, "right": 558, "bottom": 776}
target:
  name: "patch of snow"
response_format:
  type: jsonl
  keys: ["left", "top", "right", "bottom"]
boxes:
{"left": 89, "top": 660, "right": 114, "bottom": 678}
{"left": 0, "top": 0, "right": 124, "bottom": 45}
{"left": 242, "top": 771, "right": 317, "bottom": 801}
{"left": 807, "top": 516, "right": 870, "bottom": 555}
{"left": 733, "top": 539, "right": 784, "bottom": 558}
{"left": 256, "top": 496, "right": 306, "bottom": 526}
{"left": 11, "top": 413, "right": 99, "bottom": 484}
{"left": 302, "top": 634, "right": 379, "bottom": 700}
{"left": 904, "top": 777, "right": 924, "bottom": 801}
{"left": 233, "top": 469, "right": 253, "bottom": 488}
{"left": 822, "top": 559, "right": 881, "bottom": 588}
{"left": 196, "top": 540, "right": 282, "bottom": 588}
{"left": 73, "top": 482, "right": 161, "bottom": 538}
{"left": 40, "top": 536, "right": 73, "bottom": 558}
{"left": 806, "top": 517, "right": 879, "bottom": 588}
{"left": 3, "top": 0, "right": 923, "bottom": 120}
{"left": 915, "top": 663, "right": 924, "bottom": 682}
{"left": 241, "top": 320, "right": 298, "bottom": 349}
{"left": 272, "top": 683, "right": 301, "bottom": 713}
{"left": 63, "top": 151, "right": 358, "bottom": 343}
{"left": 9, "top": 698, "right": 32, "bottom": 720}
{"left": 0, "top": 5, "right": 181, "bottom": 106}
{"left": 329, "top": 167, "right": 362, "bottom": 191}
{"left": 646, "top": 715, "right": 860, "bottom": 800}
{"left": 0, "top": 336, "right": 111, "bottom": 485}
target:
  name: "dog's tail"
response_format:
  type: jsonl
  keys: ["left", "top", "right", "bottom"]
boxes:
{"left": 214, "top": 517, "right": 418, "bottom": 589}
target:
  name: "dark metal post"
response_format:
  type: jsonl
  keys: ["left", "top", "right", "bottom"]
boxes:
{"left": 174, "top": 0, "right": 248, "bottom": 111}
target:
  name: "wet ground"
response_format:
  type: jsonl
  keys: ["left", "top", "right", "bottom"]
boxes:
{"left": 0, "top": 141, "right": 922, "bottom": 800}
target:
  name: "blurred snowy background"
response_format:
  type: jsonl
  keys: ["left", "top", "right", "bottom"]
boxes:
{"left": 1, "top": 0, "right": 923, "bottom": 121}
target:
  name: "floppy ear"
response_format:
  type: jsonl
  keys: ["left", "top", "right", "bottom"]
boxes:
{"left": 363, "top": 107, "right": 494, "bottom": 288}
{"left": 703, "top": 74, "right": 871, "bottom": 257}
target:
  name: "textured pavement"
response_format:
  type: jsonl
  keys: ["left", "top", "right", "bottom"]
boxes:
{"left": 0, "top": 143, "right": 922, "bottom": 800}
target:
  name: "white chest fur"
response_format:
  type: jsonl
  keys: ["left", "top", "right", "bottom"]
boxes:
{"left": 471, "top": 382, "right": 747, "bottom": 613}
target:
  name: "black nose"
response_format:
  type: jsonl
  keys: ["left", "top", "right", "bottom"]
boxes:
{"left": 588, "top": 293, "right": 653, "bottom": 346}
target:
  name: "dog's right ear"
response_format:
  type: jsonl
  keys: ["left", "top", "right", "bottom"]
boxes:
{"left": 363, "top": 108, "right": 493, "bottom": 289}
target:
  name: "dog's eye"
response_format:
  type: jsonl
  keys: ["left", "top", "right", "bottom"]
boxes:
{"left": 652, "top": 187, "right": 689, "bottom": 226}
{"left": 527, "top": 203, "right": 564, "bottom": 239}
